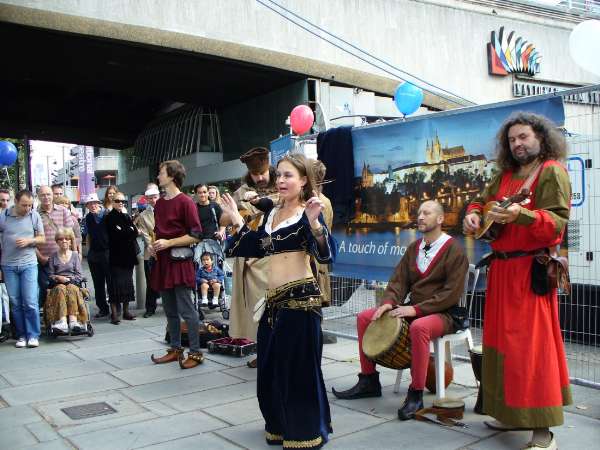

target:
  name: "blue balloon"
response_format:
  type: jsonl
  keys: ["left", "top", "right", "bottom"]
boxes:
{"left": 394, "top": 82, "right": 424, "bottom": 116}
{"left": 0, "top": 141, "right": 18, "bottom": 166}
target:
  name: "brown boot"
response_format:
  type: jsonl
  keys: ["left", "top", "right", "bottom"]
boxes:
{"left": 179, "top": 351, "right": 204, "bottom": 369}
{"left": 151, "top": 347, "right": 184, "bottom": 364}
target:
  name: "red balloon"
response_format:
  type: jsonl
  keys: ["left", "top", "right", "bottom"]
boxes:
{"left": 290, "top": 105, "right": 314, "bottom": 135}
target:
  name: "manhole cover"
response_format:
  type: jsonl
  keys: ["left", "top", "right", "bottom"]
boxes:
{"left": 61, "top": 402, "right": 117, "bottom": 420}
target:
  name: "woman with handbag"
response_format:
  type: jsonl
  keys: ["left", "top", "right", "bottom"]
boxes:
{"left": 222, "top": 154, "right": 336, "bottom": 450}
{"left": 105, "top": 192, "right": 138, "bottom": 325}
{"left": 149, "top": 160, "right": 203, "bottom": 369}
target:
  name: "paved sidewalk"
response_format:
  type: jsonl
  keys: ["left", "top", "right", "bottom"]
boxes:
{"left": 1, "top": 256, "right": 599, "bottom": 450}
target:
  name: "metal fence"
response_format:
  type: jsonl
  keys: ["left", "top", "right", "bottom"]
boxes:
{"left": 322, "top": 86, "right": 600, "bottom": 388}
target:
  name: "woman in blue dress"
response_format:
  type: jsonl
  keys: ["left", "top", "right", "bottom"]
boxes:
{"left": 221, "top": 153, "right": 336, "bottom": 449}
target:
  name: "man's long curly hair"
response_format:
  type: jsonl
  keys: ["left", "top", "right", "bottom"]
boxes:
{"left": 495, "top": 112, "right": 567, "bottom": 171}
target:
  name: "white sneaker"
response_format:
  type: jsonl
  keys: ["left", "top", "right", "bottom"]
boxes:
{"left": 52, "top": 319, "right": 68, "bottom": 333}
{"left": 69, "top": 321, "right": 83, "bottom": 332}
{"left": 201, "top": 297, "right": 209, "bottom": 305}
{"left": 27, "top": 338, "right": 39, "bottom": 348}
{"left": 15, "top": 338, "right": 26, "bottom": 348}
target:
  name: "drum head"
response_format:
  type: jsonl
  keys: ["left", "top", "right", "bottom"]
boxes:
{"left": 362, "top": 313, "right": 401, "bottom": 359}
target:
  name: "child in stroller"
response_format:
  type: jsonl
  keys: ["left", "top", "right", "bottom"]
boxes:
{"left": 196, "top": 251, "right": 224, "bottom": 307}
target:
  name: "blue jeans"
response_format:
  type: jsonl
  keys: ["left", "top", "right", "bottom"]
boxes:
{"left": 2, "top": 264, "right": 40, "bottom": 339}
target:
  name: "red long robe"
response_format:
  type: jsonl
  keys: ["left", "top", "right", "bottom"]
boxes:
{"left": 467, "top": 160, "right": 572, "bottom": 428}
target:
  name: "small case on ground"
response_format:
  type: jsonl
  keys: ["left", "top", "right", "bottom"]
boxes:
{"left": 207, "top": 337, "right": 257, "bottom": 357}
{"left": 165, "top": 320, "right": 229, "bottom": 348}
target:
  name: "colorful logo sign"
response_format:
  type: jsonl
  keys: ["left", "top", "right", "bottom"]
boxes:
{"left": 487, "top": 27, "right": 541, "bottom": 76}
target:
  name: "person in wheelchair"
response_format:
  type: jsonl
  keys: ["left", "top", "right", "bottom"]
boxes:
{"left": 196, "top": 252, "right": 224, "bottom": 307}
{"left": 45, "top": 227, "right": 88, "bottom": 333}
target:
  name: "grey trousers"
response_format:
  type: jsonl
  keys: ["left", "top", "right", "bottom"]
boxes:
{"left": 161, "top": 286, "right": 200, "bottom": 352}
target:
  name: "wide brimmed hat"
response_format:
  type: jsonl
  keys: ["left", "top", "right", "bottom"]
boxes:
{"left": 85, "top": 193, "right": 101, "bottom": 204}
{"left": 239, "top": 147, "right": 270, "bottom": 175}
{"left": 145, "top": 187, "right": 160, "bottom": 196}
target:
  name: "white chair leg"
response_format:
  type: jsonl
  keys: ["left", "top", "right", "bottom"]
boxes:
{"left": 394, "top": 369, "right": 403, "bottom": 393}
{"left": 434, "top": 340, "right": 445, "bottom": 400}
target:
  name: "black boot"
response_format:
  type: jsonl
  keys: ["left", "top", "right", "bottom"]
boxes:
{"left": 332, "top": 372, "right": 381, "bottom": 400}
{"left": 398, "top": 387, "right": 424, "bottom": 420}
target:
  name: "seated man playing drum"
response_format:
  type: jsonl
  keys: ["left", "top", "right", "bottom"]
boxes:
{"left": 332, "top": 200, "right": 468, "bottom": 420}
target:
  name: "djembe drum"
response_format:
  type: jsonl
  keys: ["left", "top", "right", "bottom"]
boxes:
{"left": 362, "top": 313, "right": 411, "bottom": 369}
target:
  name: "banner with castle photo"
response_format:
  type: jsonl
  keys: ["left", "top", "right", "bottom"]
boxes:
{"left": 331, "top": 96, "right": 565, "bottom": 280}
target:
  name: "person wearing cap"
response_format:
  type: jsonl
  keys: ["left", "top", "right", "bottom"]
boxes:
{"left": 134, "top": 183, "right": 161, "bottom": 317}
{"left": 224, "top": 147, "right": 279, "bottom": 369}
{"left": 84, "top": 192, "right": 111, "bottom": 318}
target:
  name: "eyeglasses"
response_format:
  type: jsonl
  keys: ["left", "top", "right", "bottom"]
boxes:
{"left": 56, "top": 237, "right": 70, "bottom": 241}
{"left": 113, "top": 199, "right": 127, "bottom": 204}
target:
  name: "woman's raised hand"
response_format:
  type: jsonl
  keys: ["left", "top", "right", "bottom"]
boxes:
{"left": 305, "top": 191, "right": 324, "bottom": 225}
{"left": 221, "top": 193, "right": 244, "bottom": 228}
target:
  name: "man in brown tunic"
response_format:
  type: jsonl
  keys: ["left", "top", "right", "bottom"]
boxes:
{"left": 333, "top": 200, "right": 468, "bottom": 420}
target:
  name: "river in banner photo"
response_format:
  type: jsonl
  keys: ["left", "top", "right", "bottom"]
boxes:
{"left": 332, "top": 226, "right": 490, "bottom": 286}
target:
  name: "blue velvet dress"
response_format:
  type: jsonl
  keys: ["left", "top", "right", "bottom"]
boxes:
{"left": 226, "top": 203, "right": 336, "bottom": 449}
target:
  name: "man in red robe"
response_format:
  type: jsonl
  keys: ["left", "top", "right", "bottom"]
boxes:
{"left": 333, "top": 200, "right": 468, "bottom": 420}
{"left": 464, "top": 112, "right": 572, "bottom": 450}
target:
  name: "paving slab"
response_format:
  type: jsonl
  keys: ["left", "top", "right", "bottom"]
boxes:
{"left": 0, "top": 373, "right": 128, "bottom": 406}
{"left": 110, "top": 359, "right": 228, "bottom": 386}
{"left": 321, "top": 360, "right": 362, "bottom": 381}
{"left": 329, "top": 403, "right": 388, "bottom": 437}
{"left": 137, "top": 432, "right": 242, "bottom": 449}
{"left": 160, "top": 380, "right": 254, "bottom": 412}
{"left": 213, "top": 419, "right": 274, "bottom": 450}
{"left": 2, "top": 360, "right": 115, "bottom": 386}
{"left": 204, "top": 397, "right": 263, "bottom": 426}
{"left": 101, "top": 350, "right": 167, "bottom": 370}
{"left": 67, "top": 410, "right": 227, "bottom": 450}
{"left": 222, "top": 365, "right": 259, "bottom": 381}
{"left": 69, "top": 339, "right": 169, "bottom": 361}
{"left": 21, "top": 440, "right": 75, "bottom": 450}
{"left": 327, "top": 418, "right": 479, "bottom": 449}
{"left": 0, "top": 404, "right": 43, "bottom": 431}
{"left": 139, "top": 401, "right": 180, "bottom": 417}
{"left": 564, "top": 382, "right": 600, "bottom": 420}
{"left": 36, "top": 391, "right": 148, "bottom": 430}
{"left": 1, "top": 424, "right": 39, "bottom": 448}
{"left": 203, "top": 352, "right": 256, "bottom": 368}
{"left": 0, "top": 351, "right": 83, "bottom": 373}
{"left": 469, "top": 411, "right": 600, "bottom": 450}
{"left": 120, "top": 370, "right": 242, "bottom": 403}
{"left": 26, "top": 420, "right": 61, "bottom": 442}
{"left": 68, "top": 329, "right": 157, "bottom": 348}
{"left": 0, "top": 339, "right": 78, "bottom": 357}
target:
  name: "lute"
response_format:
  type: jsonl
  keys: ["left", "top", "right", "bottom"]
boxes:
{"left": 474, "top": 189, "right": 531, "bottom": 242}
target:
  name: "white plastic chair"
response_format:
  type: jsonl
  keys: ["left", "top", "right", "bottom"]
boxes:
{"left": 393, "top": 263, "right": 480, "bottom": 399}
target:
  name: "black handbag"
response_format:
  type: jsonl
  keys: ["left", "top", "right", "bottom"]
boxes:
{"left": 447, "top": 305, "right": 470, "bottom": 331}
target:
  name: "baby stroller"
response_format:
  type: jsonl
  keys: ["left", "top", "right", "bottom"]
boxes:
{"left": 45, "top": 278, "right": 94, "bottom": 338}
{"left": 194, "top": 239, "right": 231, "bottom": 320}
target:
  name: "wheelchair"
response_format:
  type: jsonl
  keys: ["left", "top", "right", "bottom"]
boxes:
{"left": 44, "top": 278, "right": 94, "bottom": 338}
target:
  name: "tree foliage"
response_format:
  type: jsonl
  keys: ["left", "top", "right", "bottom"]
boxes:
{"left": 0, "top": 138, "right": 27, "bottom": 192}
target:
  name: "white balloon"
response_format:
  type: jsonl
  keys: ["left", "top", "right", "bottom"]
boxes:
{"left": 569, "top": 20, "right": 600, "bottom": 77}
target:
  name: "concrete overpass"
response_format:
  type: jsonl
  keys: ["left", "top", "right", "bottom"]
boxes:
{"left": 0, "top": 0, "right": 597, "bottom": 170}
